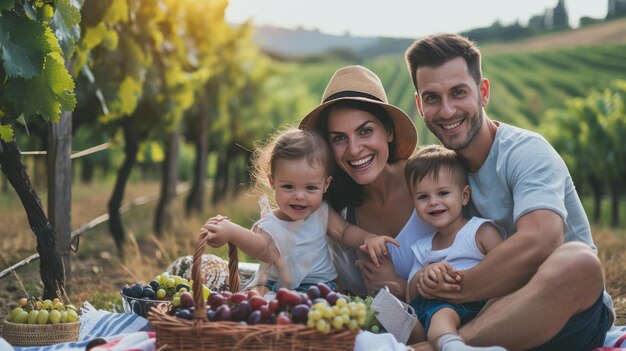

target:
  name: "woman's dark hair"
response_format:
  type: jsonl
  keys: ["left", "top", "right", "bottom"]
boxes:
{"left": 315, "top": 99, "right": 397, "bottom": 212}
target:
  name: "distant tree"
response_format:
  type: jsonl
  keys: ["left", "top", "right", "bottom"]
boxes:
{"left": 528, "top": 14, "right": 547, "bottom": 30}
{"left": 550, "top": 0, "right": 570, "bottom": 29}
{"left": 607, "top": 0, "right": 626, "bottom": 19}
{"left": 543, "top": 80, "right": 626, "bottom": 227}
{"left": 463, "top": 20, "right": 530, "bottom": 44}
{"left": 579, "top": 16, "right": 604, "bottom": 27}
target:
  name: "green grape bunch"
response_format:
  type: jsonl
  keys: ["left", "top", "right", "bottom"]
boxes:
{"left": 8, "top": 297, "right": 79, "bottom": 325}
{"left": 348, "top": 295, "right": 385, "bottom": 334}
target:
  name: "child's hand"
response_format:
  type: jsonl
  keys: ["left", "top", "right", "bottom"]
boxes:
{"left": 422, "top": 262, "right": 460, "bottom": 287}
{"left": 358, "top": 235, "right": 400, "bottom": 267}
{"left": 200, "top": 215, "right": 232, "bottom": 248}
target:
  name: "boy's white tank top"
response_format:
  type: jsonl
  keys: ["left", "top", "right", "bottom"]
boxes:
{"left": 410, "top": 217, "right": 497, "bottom": 275}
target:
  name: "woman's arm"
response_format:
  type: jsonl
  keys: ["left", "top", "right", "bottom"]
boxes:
{"left": 326, "top": 208, "right": 399, "bottom": 266}
{"left": 357, "top": 255, "right": 408, "bottom": 300}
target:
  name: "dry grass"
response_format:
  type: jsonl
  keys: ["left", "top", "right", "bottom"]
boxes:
{"left": 594, "top": 227, "right": 626, "bottom": 324}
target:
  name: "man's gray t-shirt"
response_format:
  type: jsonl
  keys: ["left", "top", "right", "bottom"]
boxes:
{"left": 467, "top": 122, "right": 595, "bottom": 250}
{"left": 467, "top": 122, "right": 613, "bottom": 322}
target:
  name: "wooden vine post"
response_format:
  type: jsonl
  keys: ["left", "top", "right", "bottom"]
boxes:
{"left": 48, "top": 106, "right": 73, "bottom": 292}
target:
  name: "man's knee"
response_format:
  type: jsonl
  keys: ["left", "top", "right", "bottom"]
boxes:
{"left": 535, "top": 242, "right": 603, "bottom": 302}
{"left": 549, "top": 242, "right": 601, "bottom": 275}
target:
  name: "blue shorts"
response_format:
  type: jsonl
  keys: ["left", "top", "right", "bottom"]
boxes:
{"left": 409, "top": 296, "right": 486, "bottom": 331}
{"left": 528, "top": 293, "right": 610, "bottom": 351}
{"left": 265, "top": 280, "right": 338, "bottom": 293}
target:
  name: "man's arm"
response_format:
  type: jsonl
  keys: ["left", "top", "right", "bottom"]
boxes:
{"left": 417, "top": 209, "right": 563, "bottom": 303}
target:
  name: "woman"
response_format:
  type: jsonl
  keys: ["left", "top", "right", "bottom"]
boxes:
{"left": 300, "top": 65, "right": 434, "bottom": 299}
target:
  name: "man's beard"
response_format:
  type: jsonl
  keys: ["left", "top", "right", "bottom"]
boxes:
{"left": 430, "top": 105, "right": 484, "bottom": 151}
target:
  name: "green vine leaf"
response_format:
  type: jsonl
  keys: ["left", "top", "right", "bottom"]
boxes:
{"left": 51, "top": 0, "right": 82, "bottom": 57}
{"left": 6, "top": 52, "right": 76, "bottom": 121}
{"left": 98, "top": 76, "right": 141, "bottom": 122}
{"left": 0, "top": 10, "right": 46, "bottom": 79}
{"left": 0, "top": 123, "right": 14, "bottom": 142}
{"left": 0, "top": 0, "right": 13, "bottom": 11}
{"left": 22, "top": 2, "right": 37, "bottom": 19}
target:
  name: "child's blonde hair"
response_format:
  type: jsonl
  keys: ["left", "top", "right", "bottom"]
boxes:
{"left": 404, "top": 144, "right": 468, "bottom": 194}
{"left": 251, "top": 127, "right": 334, "bottom": 196}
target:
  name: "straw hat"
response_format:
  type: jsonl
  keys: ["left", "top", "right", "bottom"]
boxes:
{"left": 299, "top": 65, "right": 417, "bottom": 159}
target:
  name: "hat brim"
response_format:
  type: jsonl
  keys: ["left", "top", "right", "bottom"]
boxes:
{"left": 299, "top": 97, "right": 417, "bottom": 160}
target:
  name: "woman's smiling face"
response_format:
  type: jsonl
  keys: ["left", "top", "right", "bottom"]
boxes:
{"left": 326, "top": 107, "right": 393, "bottom": 185}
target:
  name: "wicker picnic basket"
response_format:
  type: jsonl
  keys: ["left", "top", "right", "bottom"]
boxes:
{"left": 1, "top": 319, "right": 80, "bottom": 346}
{"left": 148, "top": 231, "right": 359, "bottom": 350}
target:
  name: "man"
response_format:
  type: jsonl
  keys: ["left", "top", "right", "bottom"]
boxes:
{"left": 404, "top": 33, "right": 613, "bottom": 351}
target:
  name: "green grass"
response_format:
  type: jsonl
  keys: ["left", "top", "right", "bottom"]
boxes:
{"left": 582, "top": 197, "right": 626, "bottom": 231}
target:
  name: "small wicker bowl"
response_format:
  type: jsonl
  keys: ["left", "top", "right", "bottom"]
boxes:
{"left": 1, "top": 319, "right": 80, "bottom": 346}
{"left": 120, "top": 293, "right": 170, "bottom": 318}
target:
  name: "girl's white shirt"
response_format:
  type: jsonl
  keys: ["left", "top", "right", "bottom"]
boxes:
{"left": 254, "top": 195, "right": 337, "bottom": 289}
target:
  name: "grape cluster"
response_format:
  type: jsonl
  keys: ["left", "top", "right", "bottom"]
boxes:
{"left": 8, "top": 297, "right": 79, "bottom": 325}
{"left": 305, "top": 287, "right": 368, "bottom": 334}
{"left": 121, "top": 272, "right": 211, "bottom": 302}
{"left": 121, "top": 272, "right": 211, "bottom": 316}
{"left": 169, "top": 282, "right": 368, "bottom": 334}
{"left": 349, "top": 295, "right": 385, "bottom": 333}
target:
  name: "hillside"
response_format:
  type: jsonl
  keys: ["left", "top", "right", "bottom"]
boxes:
{"left": 482, "top": 17, "right": 626, "bottom": 54}
{"left": 252, "top": 17, "right": 626, "bottom": 59}
{"left": 253, "top": 25, "right": 377, "bottom": 57}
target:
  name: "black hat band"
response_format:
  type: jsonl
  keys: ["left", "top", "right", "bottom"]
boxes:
{"left": 323, "top": 91, "right": 383, "bottom": 103}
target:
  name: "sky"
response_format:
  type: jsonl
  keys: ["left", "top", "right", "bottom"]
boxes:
{"left": 225, "top": 0, "right": 608, "bottom": 39}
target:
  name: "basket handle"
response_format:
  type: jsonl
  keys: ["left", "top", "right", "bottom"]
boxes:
{"left": 191, "top": 231, "right": 241, "bottom": 320}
